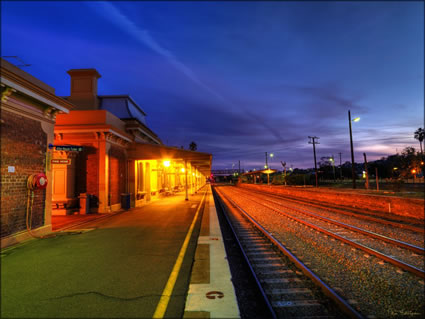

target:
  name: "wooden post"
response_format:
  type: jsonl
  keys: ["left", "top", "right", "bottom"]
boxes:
{"left": 375, "top": 167, "right": 379, "bottom": 191}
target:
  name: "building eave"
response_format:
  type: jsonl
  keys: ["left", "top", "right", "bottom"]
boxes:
{"left": 1, "top": 74, "right": 72, "bottom": 113}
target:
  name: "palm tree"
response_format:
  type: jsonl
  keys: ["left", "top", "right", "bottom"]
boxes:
{"left": 414, "top": 128, "right": 424, "bottom": 154}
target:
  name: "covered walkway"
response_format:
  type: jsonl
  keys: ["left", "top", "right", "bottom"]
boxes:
{"left": 242, "top": 168, "right": 277, "bottom": 184}
{"left": 127, "top": 143, "right": 212, "bottom": 206}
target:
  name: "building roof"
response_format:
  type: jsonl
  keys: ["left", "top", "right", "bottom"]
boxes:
{"left": 127, "top": 143, "right": 212, "bottom": 176}
{"left": 98, "top": 95, "right": 147, "bottom": 116}
{"left": 1, "top": 58, "right": 73, "bottom": 113}
{"left": 121, "top": 118, "right": 162, "bottom": 145}
{"left": 1, "top": 58, "right": 56, "bottom": 94}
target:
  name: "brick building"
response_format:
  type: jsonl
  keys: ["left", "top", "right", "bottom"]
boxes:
{"left": 1, "top": 59, "right": 73, "bottom": 247}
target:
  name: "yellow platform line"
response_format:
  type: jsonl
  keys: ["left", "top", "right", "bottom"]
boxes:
{"left": 153, "top": 189, "right": 207, "bottom": 318}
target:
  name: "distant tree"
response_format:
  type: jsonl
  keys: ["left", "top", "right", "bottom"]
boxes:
{"left": 414, "top": 128, "right": 424, "bottom": 154}
{"left": 319, "top": 157, "right": 334, "bottom": 180}
{"left": 189, "top": 141, "right": 197, "bottom": 151}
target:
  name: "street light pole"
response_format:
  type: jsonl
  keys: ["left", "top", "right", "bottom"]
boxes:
{"left": 348, "top": 110, "right": 356, "bottom": 189}
{"left": 265, "top": 152, "right": 268, "bottom": 169}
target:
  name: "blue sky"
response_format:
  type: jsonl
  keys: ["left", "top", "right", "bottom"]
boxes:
{"left": 1, "top": 1, "right": 423, "bottom": 170}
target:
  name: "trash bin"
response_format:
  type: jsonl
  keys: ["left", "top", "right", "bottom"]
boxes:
{"left": 121, "top": 193, "right": 131, "bottom": 210}
{"left": 79, "top": 193, "right": 90, "bottom": 214}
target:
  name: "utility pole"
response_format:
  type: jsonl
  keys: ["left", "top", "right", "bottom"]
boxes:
{"left": 308, "top": 136, "right": 319, "bottom": 187}
{"left": 281, "top": 161, "right": 287, "bottom": 186}
{"left": 238, "top": 160, "right": 241, "bottom": 174}
{"left": 338, "top": 152, "right": 343, "bottom": 179}
{"left": 331, "top": 155, "right": 336, "bottom": 182}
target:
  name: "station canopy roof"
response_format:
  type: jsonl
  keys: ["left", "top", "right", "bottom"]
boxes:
{"left": 242, "top": 169, "right": 277, "bottom": 175}
{"left": 128, "top": 143, "right": 212, "bottom": 176}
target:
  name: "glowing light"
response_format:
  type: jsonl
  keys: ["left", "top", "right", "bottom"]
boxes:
{"left": 393, "top": 167, "right": 398, "bottom": 170}
{"left": 353, "top": 117, "right": 360, "bottom": 122}
{"left": 411, "top": 169, "right": 417, "bottom": 174}
{"left": 421, "top": 161, "right": 424, "bottom": 166}
{"left": 181, "top": 168, "right": 185, "bottom": 173}
{"left": 264, "top": 165, "right": 268, "bottom": 168}
{"left": 163, "top": 160, "right": 170, "bottom": 167}
{"left": 192, "top": 173, "right": 195, "bottom": 176}
{"left": 270, "top": 153, "right": 274, "bottom": 158}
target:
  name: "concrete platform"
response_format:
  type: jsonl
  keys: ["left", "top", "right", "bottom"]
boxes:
{"left": 184, "top": 189, "right": 240, "bottom": 318}
{"left": 1, "top": 185, "right": 240, "bottom": 318}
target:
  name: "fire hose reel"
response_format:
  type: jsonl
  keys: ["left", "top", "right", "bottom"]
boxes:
{"left": 27, "top": 173, "right": 48, "bottom": 190}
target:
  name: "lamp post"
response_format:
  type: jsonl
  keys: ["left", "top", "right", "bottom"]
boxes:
{"left": 348, "top": 110, "right": 360, "bottom": 189}
{"left": 265, "top": 152, "right": 268, "bottom": 169}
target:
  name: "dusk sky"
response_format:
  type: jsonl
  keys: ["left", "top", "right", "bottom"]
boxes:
{"left": 1, "top": 1, "right": 423, "bottom": 170}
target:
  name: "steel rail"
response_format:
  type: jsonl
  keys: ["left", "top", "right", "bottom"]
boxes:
{"left": 237, "top": 188, "right": 424, "bottom": 255}
{"left": 241, "top": 187, "right": 425, "bottom": 233}
{"left": 214, "top": 187, "right": 364, "bottom": 319}
{"left": 212, "top": 187, "right": 277, "bottom": 319}
{"left": 235, "top": 190, "right": 425, "bottom": 279}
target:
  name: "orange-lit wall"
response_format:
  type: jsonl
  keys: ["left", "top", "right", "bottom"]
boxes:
{"left": 1, "top": 110, "right": 49, "bottom": 237}
{"left": 238, "top": 184, "right": 425, "bottom": 220}
{"left": 109, "top": 146, "right": 126, "bottom": 206}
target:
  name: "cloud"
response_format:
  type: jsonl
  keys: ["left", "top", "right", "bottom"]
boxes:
{"left": 86, "top": 1, "right": 234, "bottom": 108}
{"left": 277, "top": 83, "right": 368, "bottom": 114}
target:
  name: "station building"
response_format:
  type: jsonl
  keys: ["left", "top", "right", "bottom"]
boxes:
{"left": 1, "top": 58, "right": 73, "bottom": 244}
{"left": 53, "top": 68, "right": 211, "bottom": 214}
{"left": 1, "top": 61, "right": 211, "bottom": 247}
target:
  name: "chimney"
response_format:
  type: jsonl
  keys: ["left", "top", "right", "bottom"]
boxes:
{"left": 67, "top": 69, "right": 101, "bottom": 110}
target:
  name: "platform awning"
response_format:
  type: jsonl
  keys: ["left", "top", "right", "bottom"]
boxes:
{"left": 242, "top": 169, "right": 277, "bottom": 176}
{"left": 127, "top": 143, "right": 212, "bottom": 176}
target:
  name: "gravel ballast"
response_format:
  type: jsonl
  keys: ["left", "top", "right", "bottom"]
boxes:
{"left": 219, "top": 186, "right": 425, "bottom": 318}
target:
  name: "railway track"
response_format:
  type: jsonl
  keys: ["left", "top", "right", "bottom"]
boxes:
{"left": 231, "top": 187, "right": 425, "bottom": 278}
{"left": 215, "top": 185, "right": 425, "bottom": 318}
{"left": 240, "top": 186, "right": 424, "bottom": 234}
{"left": 213, "top": 186, "right": 363, "bottom": 319}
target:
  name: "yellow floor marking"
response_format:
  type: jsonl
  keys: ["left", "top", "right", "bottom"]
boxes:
{"left": 153, "top": 190, "right": 207, "bottom": 318}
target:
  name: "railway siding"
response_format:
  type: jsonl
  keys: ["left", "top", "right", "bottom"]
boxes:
{"left": 238, "top": 184, "right": 424, "bottom": 220}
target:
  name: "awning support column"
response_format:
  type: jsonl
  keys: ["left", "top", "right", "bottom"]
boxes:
{"left": 185, "top": 160, "right": 188, "bottom": 201}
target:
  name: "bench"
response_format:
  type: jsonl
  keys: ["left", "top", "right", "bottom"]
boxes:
{"left": 137, "top": 191, "right": 147, "bottom": 200}
{"left": 159, "top": 188, "right": 173, "bottom": 196}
